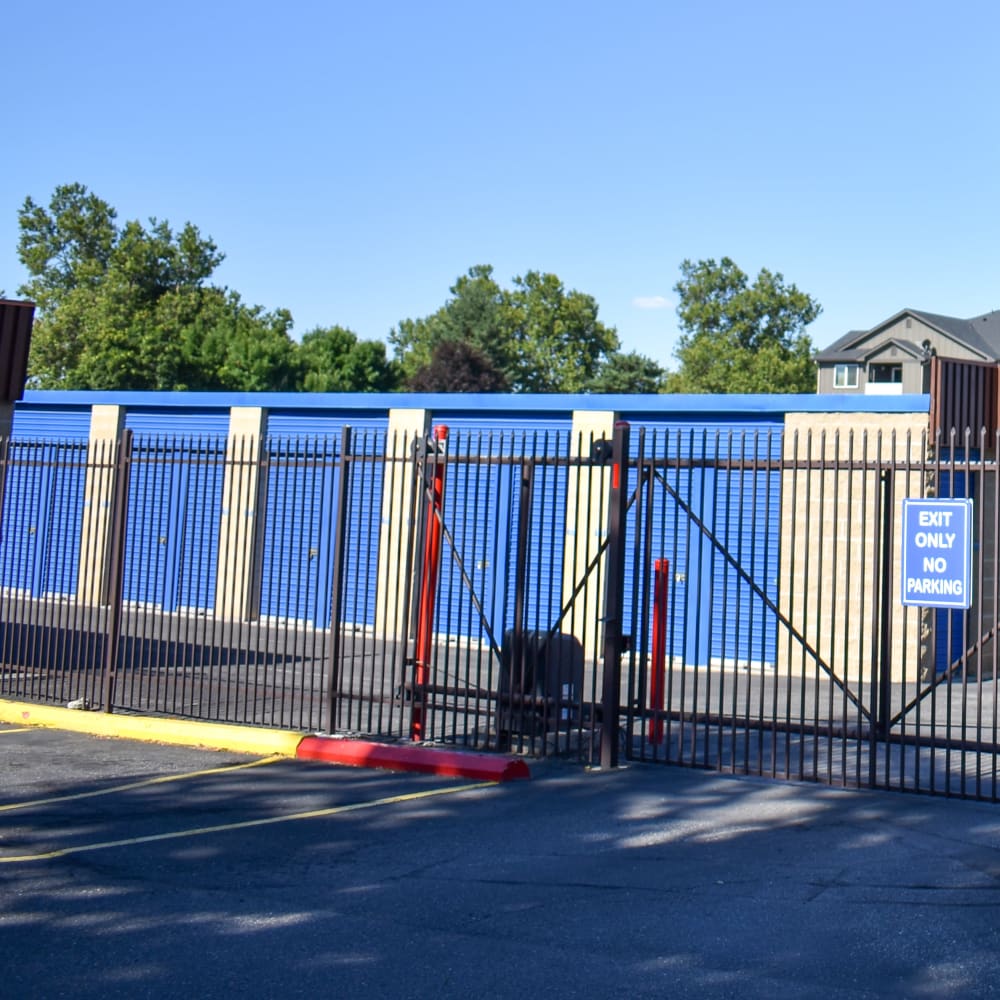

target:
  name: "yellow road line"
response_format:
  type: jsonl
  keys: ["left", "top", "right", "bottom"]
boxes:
{"left": 0, "top": 728, "right": 33, "bottom": 735}
{"left": 0, "top": 755, "right": 284, "bottom": 813}
{"left": 0, "top": 781, "right": 495, "bottom": 864}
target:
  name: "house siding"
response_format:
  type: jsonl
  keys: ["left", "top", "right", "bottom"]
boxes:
{"left": 817, "top": 315, "right": 987, "bottom": 394}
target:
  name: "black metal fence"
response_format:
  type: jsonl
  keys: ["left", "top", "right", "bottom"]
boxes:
{"left": 2, "top": 421, "right": 1000, "bottom": 799}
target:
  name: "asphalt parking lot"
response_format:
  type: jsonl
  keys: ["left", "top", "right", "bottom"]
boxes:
{"left": 4, "top": 724, "right": 1000, "bottom": 999}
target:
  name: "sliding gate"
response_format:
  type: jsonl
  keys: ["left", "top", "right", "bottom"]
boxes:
{"left": 621, "top": 424, "right": 1000, "bottom": 801}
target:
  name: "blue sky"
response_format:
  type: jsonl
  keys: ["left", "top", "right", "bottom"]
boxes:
{"left": 4, "top": 0, "right": 999, "bottom": 371}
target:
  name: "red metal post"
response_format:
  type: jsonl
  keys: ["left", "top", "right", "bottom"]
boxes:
{"left": 649, "top": 558, "right": 669, "bottom": 744}
{"left": 411, "top": 425, "right": 449, "bottom": 740}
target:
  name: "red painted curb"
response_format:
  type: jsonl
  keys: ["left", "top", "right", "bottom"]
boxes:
{"left": 296, "top": 736, "right": 530, "bottom": 782}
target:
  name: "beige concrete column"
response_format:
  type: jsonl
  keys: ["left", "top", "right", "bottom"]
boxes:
{"left": 77, "top": 405, "right": 125, "bottom": 605}
{"left": 562, "top": 410, "right": 618, "bottom": 660}
{"left": 778, "top": 412, "right": 930, "bottom": 685}
{"left": 215, "top": 407, "right": 267, "bottom": 620}
{"left": 375, "top": 409, "right": 431, "bottom": 640}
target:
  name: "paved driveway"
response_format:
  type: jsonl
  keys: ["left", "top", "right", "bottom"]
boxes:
{"left": 3, "top": 724, "right": 1000, "bottom": 999}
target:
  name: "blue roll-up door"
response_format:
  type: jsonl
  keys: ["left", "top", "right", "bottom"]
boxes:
{"left": 432, "top": 425, "right": 518, "bottom": 645}
{"left": 2, "top": 407, "right": 90, "bottom": 597}
{"left": 708, "top": 428, "right": 783, "bottom": 669}
{"left": 624, "top": 428, "right": 705, "bottom": 666}
{"left": 123, "top": 409, "right": 229, "bottom": 611}
{"left": 260, "top": 413, "right": 387, "bottom": 627}
{"left": 625, "top": 417, "right": 783, "bottom": 668}
{"left": 259, "top": 432, "right": 337, "bottom": 626}
{"left": 0, "top": 440, "right": 48, "bottom": 594}
{"left": 10, "top": 405, "right": 91, "bottom": 441}
{"left": 432, "top": 414, "right": 572, "bottom": 643}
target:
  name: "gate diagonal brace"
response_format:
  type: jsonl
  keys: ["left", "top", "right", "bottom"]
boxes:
{"left": 650, "top": 464, "right": 872, "bottom": 724}
{"left": 891, "top": 624, "right": 998, "bottom": 728}
{"left": 411, "top": 440, "right": 505, "bottom": 666}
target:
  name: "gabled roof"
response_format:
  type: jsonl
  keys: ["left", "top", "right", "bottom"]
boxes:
{"left": 862, "top": 337, "right": 926, "bottom": 361}
{"left": 816, "top": 308, "right": 1000, "bottom": 364}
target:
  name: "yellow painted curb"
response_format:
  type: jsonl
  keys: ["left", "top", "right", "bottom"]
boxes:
{"left": 0, "top": 700, "right": 304, "bottom": 757}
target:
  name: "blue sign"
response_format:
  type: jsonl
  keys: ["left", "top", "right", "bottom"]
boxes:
{"left": 901, "top": 499, "right": 973, "bottom": 609}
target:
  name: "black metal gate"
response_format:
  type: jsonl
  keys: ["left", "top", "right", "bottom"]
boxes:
{"left": 327, "top": 422, "right": 630, "bottom": 767}
{"left": 620, "top": 424, "right": 1000, "bottom": 800}
{"left": 4, "top": 418, "right": 1000, "bottom": 800}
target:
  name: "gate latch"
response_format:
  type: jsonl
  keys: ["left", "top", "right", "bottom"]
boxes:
{"left": 590, "top": 439, "right": 614, "bottom": 462}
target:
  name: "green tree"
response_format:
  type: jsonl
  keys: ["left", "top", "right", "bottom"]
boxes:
{"left": 297, "top": 325, "right": 399, "bottom": 392}
{"left": 586, "top": 350, "right": 666, "bottom": 393}
{"left": 406, "top": 340, "right": 509, "bottom": 392}
{"left": 18, "top": 183, "right": 119, "bottom": 308}
{"left": 390, "top": 265, "right": 508, "bottom": 381}
{"left": 666, "top": 257, "right": 820, "bottom": 393}
{"left": 505, "top": 271, "right": 619, "bottom": 392}
{"left": 390, "top": 265, "right": 619, "bottom": 392}
{"left": 200, "top": 295, "right": 301, "bottom": 392}
{"left": 17, "top": 183, "right": 298, "bottom": 391}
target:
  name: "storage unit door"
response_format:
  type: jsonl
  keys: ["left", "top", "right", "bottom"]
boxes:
{"left": 260, "top": 415, "right": 387, "bottom": 628}
{"left": 0, "top": 439, "right": 49, "bottom": 594}
{"left": 259, "top": 433, "right": 338, "bottom": 625}
{"left": 4, "top": 408, "right": 90, "bottom": 597}
{"left": 432, "top": 417, "right": 571, "bottom": 644}
{"left": 123, "top": 410, "right": 228, "bottom": 611}
{"left": 625, "top": 419, "right": 782, "bottom": 668}
{"left": 10, "top": 405, "right": 91, "bottom": 442}
{"left": 709, "top": 433, "right": 783, "bottom": 669}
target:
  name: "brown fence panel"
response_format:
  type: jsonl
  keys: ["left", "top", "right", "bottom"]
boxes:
{"left": 929, "top": 355, "right": 1000, "bottom": 445}
{"left": 0, "top": 300, "right": 35, "bottom": 403}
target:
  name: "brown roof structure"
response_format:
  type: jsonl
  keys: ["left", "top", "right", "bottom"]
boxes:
{"left": 0, "top": 299, "right": 35, "bottom": 403}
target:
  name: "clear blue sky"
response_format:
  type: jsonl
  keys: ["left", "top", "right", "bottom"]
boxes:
{"left": 4, "top": 0, "right": 999, "bottom": 371}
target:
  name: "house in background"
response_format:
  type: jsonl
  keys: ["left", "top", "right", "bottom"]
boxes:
{"left": 815, "top": 308, "right": 1000, "bottom": 394}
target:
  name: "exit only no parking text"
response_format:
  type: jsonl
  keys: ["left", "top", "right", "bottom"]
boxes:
{"left": 901, "top": 498, "right": 973, "bottom": 610}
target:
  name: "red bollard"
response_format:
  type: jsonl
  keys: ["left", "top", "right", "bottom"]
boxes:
{"left": 649, "top": 558, "right": 669, "bottom": 744}
{"left": 411, "top": 425, "right": 448, "bottom": 741}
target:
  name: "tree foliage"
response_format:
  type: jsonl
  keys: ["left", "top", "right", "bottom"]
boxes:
{"left": 390, "top": 265, "right": 628, "bottom": 393}
{"left": 406, "top": 340, "right": 509, "bottom": 393}
{"left": 666, "top": 257, "right": 820, "bottom": 393}
{"left": 298, "top": 325, "right": 398, "bottom": 393}
{"left": 16, "top": 183, "right": 393, "bottom": 393}
{"left": 585, "top": 350, "right": 666, "bottom": 394}
{"left": 389, "top": 265, "right": 509, "bottom": 381}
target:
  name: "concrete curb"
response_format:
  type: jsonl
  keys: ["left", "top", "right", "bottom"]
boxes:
{"left": 0, "top": 700, "right": 532, "bottom": 781}
{"left": 0, "top": 700, "right": 303, "bottom": 757}
{"left": 296, "top": 735, "right": 531, "bottom": 781}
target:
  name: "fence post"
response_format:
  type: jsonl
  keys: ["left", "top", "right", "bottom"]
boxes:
{"left": 600, "top": 421, "right": 630, "bottom": 769}
{"left": 326, "top": 426, "right": 353, "bottom": 734}
{"left": 501, "top": 458, "right": 535, "bottom": 749}
{"left": 411, "top": 425, "right": 448, "bottom": 741}
{"left": 649, "top": 557, "right": 669, "bottom": 745}
{"left": 0, "top": 432, "right": 9, "bottom": 535}
{"left": 100, "top": 428, "right": 132, "bottom": 713}
{"left": 876, "top": 467, "right": 895, "bottom": 742}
